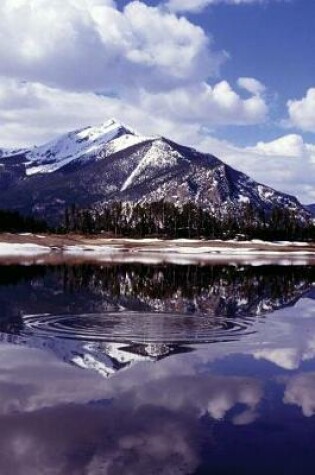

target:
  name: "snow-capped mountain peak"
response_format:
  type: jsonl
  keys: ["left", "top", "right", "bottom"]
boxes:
{"left": 73, "top": 118, "right": 137, "bottom": 142}
{"left": 0, "top": 118, "right": 312, "bottom": 224}
{"left": 24, "top": 119, "right": 150, "bottom": 176}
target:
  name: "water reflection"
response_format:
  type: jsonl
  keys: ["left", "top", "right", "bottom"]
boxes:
{"left": 284, "top": 372, "right": 315, "bottom": 417}
{"left": 0, "top": 339, "right": 265, "bottom": 475}
{"left": 0, "top": 264, "right": 314, "bottom": 377}
{"left": 0, "top": 341, "right": 315, "bottom": 474}
{"left": 0, "top": 263, "right": 315, "bottom": 473}
{"left": 0, "top": 264, "right": 313, "bottom": 318}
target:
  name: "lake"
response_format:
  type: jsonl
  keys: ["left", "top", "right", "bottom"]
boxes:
{"left": 0, "top": 262, "right": 314, "bottom": 474}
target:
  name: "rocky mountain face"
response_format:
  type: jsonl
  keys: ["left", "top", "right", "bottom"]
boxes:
{"left": 0, "top": 119, "right": 311, "bottom": 223}
{"left": 306, "top": 204, "right": 315, "bottom": 216}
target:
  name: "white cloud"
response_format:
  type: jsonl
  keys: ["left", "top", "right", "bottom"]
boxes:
{"left": 0, "top": 77, "right": 179, "bottom": 147}
{"left": 0, "top": 0, "right": 224, "bottom": 92}
{"left": 0, "top": 76, "right": 268, "bottom": 148}
{"left": 287, "top": 88, "right": 315, "bottom": 133}
{"left": 139, "top": 79, "right": 268, "bottom": 126}
{"left": 0, "top": 0, "right": 310, "bottom": 205}
{"left": 254, "top": 134, "right": 315, "bottom": 158}
{"left": 167, "top": 0, "right": 281, "bottom": 13}
{"left": 237, "top": 77, "right": 266, "bottom": 96}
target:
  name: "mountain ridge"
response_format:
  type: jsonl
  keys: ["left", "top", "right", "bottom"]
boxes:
{"left": 0, "top": 119, "right": 311, "bottom": 224}
{"left": 306, "top": 204, "right": 315, "bottom": 216}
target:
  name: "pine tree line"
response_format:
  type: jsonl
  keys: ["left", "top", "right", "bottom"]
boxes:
{"left": 0, "top": 209, "right": 48, "bottom": 233}
{"left": 61, "top": 201, "right": 315, "bottom": 241}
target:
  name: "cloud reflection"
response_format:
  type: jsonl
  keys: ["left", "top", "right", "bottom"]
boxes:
{"left": 0, "top": 344, "right": 264, "bottom": 475}
{"left": 284, "top": 372, "right": 315, "bottom": 417}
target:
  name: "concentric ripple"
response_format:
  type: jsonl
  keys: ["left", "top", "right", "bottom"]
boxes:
{"left": 21, "top": 312, "right": 255, "bottom": 344}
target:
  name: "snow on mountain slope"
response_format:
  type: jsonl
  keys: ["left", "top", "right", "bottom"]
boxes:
{"left": 121, "top": 139, "right": 183, "bottom": 192}
{"left": 0, "top": 148, "right": 24, "bottom": 158}
{"left": 116, "top": 146, "right": 305, "bottom": 218}
{"left": 25, "top": 119, "right": 151, "bottom": 175}
{"left": 0, "top": 118, "right": 312, "bottom": 223}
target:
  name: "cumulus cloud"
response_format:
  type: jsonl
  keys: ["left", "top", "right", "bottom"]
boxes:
{"left": 0, "top": 1, "right": 272, "bottom": 147}
{"left": 0, "top": 77, "right": 179, "bottom": 147}
{"left": 167, "top": 0, "right": 281, "bottom": 13}
{"left": 0, "top": 0, "right": 224, "bottom": 92}
{"left": 139, "top": 79, "right": 268, "bottom": 125}
{"left": 0, "top": 76, "right": 268, "bottom": 148}
{"left": 0, "top": 1, "right": 273, "bottom": 155}
{"left": 253, "top": 134, "right": 315, "bottom": 158}
{"left": 287, "top": 88, "right": 315, "bottom": 133}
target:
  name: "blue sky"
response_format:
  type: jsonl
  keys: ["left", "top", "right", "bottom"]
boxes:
{"left": 0, "top": 0, "right": 314, "bottom": 202}
{"left": 117, "top": 0, "right": 315, "bottom": 145}
{"left": 199, "top": 0, "right": 315, "bottom": 142}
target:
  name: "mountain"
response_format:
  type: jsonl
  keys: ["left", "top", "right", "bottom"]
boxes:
{"left": 0, "top": 118, "right": 311, "bottom": 223}
{"left": 306, "top": 204, "right": 315, "bottom": 216}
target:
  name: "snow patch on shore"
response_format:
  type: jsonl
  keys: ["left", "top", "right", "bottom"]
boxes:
{"left": 0, "top": 243, "right": 51, "bottom": 256}
{"left": 0, "top": 239, "right": 314, "bottom": 263}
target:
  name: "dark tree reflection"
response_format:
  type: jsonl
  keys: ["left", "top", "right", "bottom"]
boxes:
{"left": 0, "top": 264, "right": 313, "bottom": 323}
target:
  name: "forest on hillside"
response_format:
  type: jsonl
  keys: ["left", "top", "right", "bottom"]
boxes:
{"left": 0, "top": 201, "right": 314, "bottom": 241}
{"left": 61, "top": 201, "right": 315, "bottom": 241}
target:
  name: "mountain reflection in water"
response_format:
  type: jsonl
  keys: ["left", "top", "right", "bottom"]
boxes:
{"left": 0, "top": 264, "right": 313, "bottom": 376}
{"left": 0, "top": 263, "right": 315, "bottom": 474}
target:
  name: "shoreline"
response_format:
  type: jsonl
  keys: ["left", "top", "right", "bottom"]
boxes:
{"left": 0, "top": 233, "right": 315, "bottom": 266}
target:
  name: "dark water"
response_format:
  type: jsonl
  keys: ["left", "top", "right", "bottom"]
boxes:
{"left": 0, "top": 263, "right": 315, "bottom": 474}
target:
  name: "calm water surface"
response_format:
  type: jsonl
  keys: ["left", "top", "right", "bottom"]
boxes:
{"left": 0, "top": 263, "right": 315, "bottom": 474}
